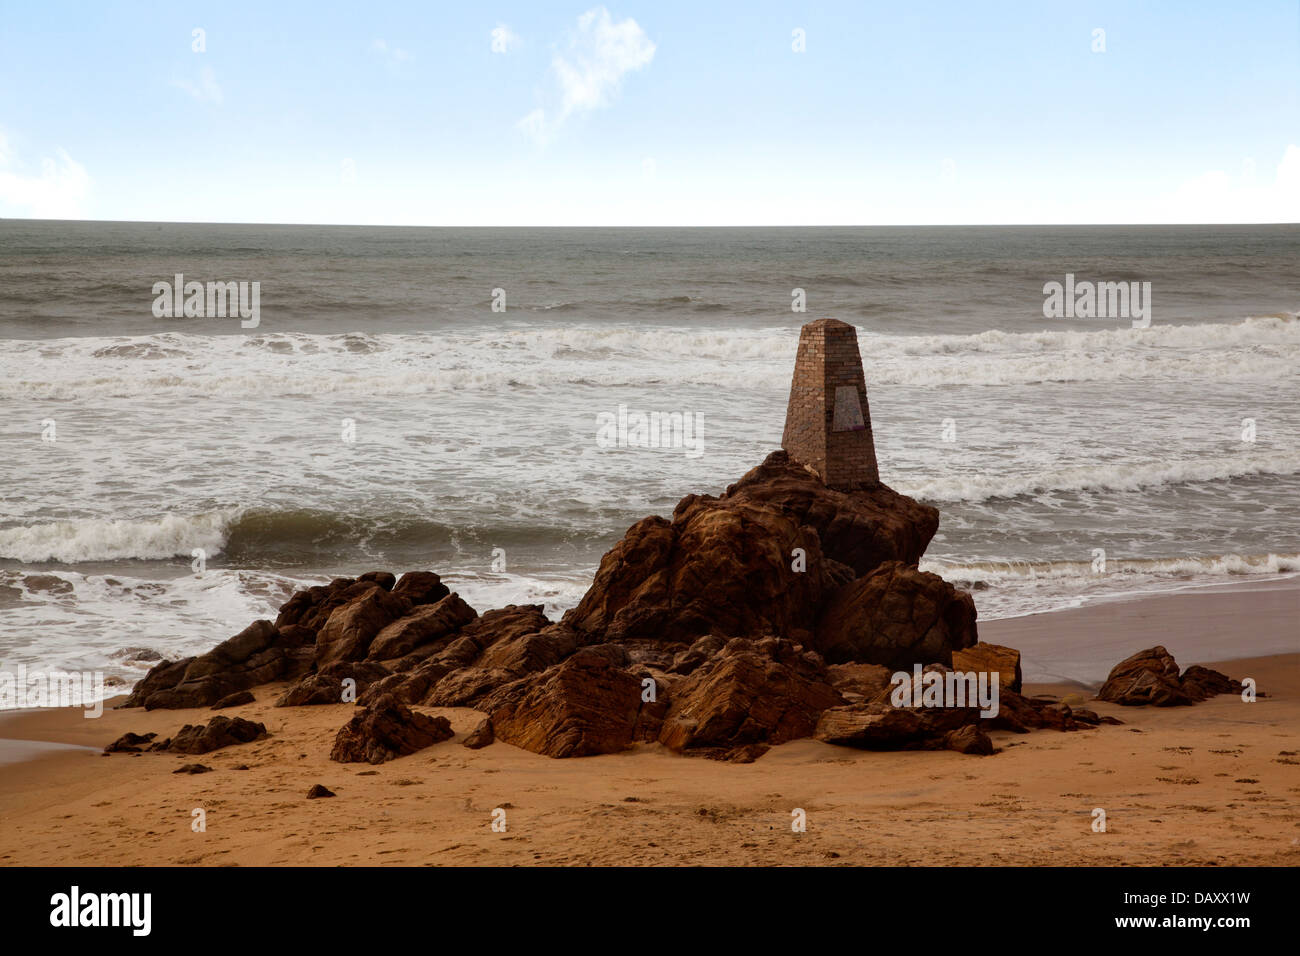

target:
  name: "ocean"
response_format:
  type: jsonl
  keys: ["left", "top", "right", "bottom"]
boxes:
{"left": 1, "top": 220, "right": 1298, "bottom": 687}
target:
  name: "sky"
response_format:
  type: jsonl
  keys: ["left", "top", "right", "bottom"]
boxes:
{"left": 0, "top": 0, "right": 1297, "bottom": 226}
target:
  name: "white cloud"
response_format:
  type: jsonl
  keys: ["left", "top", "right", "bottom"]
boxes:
{"left": 491, "top": 24, "right": 520, "bottom": 54}
{"left": 0, "top": 135, "right": 90, "bottom": 219}
{"left": 371, "top": 38, "right": 411, "bottom": 70}
{"left": 1163, "top": 144, "right": 1300, "bottom": 223}
{"left": 518, "top": 6, "right": 655, "bottom": 142}
{"left": 173, "top": 66, "right": 223, "bottom": 104}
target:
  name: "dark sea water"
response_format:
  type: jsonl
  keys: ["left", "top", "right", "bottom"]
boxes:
{"left": 1, "top": 220, "right": 1298, "bottom": 687}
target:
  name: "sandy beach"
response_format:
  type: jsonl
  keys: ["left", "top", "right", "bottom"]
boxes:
{"left": 2, "top": 581, "right": 1295, "bottom": 867}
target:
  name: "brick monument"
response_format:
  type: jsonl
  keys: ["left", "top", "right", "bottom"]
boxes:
{"left": 781, "top": 318, "right": 880, "bottom": 490}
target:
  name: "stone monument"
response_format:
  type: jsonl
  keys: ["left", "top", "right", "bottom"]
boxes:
{"left": 780, "top": 318, "right": 880, "bottom": 490}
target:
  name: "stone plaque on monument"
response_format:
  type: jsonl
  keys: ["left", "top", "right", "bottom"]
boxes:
{"left": 832, "top": 385, "right": 866, "bottom": 432}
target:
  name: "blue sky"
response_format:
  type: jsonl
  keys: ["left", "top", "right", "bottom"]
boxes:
{"left": 1, "top": 0, "right": 1296, "bottom": 224}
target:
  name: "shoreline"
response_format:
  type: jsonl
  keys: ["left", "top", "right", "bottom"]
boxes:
{"left": 0, "top": 578, "right": 1296, "bottom": 866}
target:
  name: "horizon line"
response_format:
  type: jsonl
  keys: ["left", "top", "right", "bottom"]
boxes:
{"left": 4, "top": 217, "right": 1299, "bottom": 229}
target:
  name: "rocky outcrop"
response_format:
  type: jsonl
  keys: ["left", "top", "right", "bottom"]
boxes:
{"left": 368, "top": 593, "right": 476, "bottom": 661}
{"left": 815, "top": 562, "right": 977, "bottom": 668}
{"left": 121, "top": 448, "right": 1027, "bottom": 762}
{"left": 329, "top": 694, "right": 454, "bottom": 764}
{"left": 123, "top": 620, "right": 312, "bottom": 710}
{"left": 1097, "top": 647, "right": 1243, "bottom": 706}
{"left": 483, "top": 647, "right": 653, "bottom": 758}
{"left": 560, "top": 451, "right": 941, "bottom": 649}
{"left": 658, "top": 638, "right": 841, "bottom": 758}
{"left": 314, "top": 584, "right": 413, "bottom": 666}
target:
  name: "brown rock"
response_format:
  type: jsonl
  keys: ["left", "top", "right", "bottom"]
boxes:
{"left": 124, "top": 620, "right": 305, "bottom": 710}
{"left": 943, "top": 725, "right": 994, "bottom": 755}
{"left": 315, "top": 585, "right": 412, "bottom": 666}
{"left": 1097, "top": 646, "right": 1193, "bottom": 706}
{"left": 104, "top": 731, "right": 157, "bottom": 753}
{"left": 367, "top": 593, "right": 476, "bottom": 661}
{"left": 815, "top": 561, "right": 978, "bottom": 668}
{"left": 951, "top": 642, "right": 1023, "bottom": 693}
{"left": 486, "top": 648, "right": 647, "bottom": 758}
{"left": 329, "top": 693, "right": 453, "bottom": 764}
{"left": 475, "top": 623, "right": 583, "bottom": 676}
{"left": 163, "top": 716, "right": 267, "bottom": 755}
{"left": 425, "top": 666, "right": 517, "bottom": 707}
{"left": 390, "top": 570, "right": 451, "bottom": 606}
{"left": 276, "top": 661, "right": 390, "bottom": 707}
{"left": 211, "top": 690, "right": 255, "bottom": 709}
{"left": 306, "top": 783, "right": 335, "bottom": 798}
{"left": 462, "top": 717, "right": 494, "bottom": 749}
{"left": 658, "top": 640, "right": 842, "bottom": 754}
{"left": 825, "top": 662, "right": 893, "bottom": 699}
{"left": 172, "top": 763, "right": 213, "bottom": 774}
{"left": 1180, "top": 665, "right": 1243, "bottom": 701}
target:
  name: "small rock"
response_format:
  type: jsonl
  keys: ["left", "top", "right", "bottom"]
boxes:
{"left": 211, "top": 690, "right": 256, "bottom": 709}
{"left": 306, "top": 784, "right": 336, "bottom": 799}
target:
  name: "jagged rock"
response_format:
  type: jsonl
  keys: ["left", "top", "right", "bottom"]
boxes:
{"left": 952, "top": 642, "right": 1022, "bottom": 693}
{"left": 163, "top": 716, "right": 267, "bottom": 755}
{"left": 329, "top": 693, "right": 453, "bottom": 764}
{"left": 815, "top": 561, "right": 978, "bottom": 668}
{"left": 314, "top": 585, "right": 413, "bottom": 666}
{"left": 1097, "top": 646, "right": 1193, "bottom": 706}
{"left": 104, "top": 731, "right": 157, "bottom": 753}
{"left": 358, "top": 570, "right": 396, "bottom": 590}
{"left": 658, "top": 639, "right": 841, "bottom": 755}
{"left": 1180, "top": 665, "right": 1244, "bottom": 701}
{"left": 562, "top": 452, "right": 937, "bottom": 649}
{"left": 276, "top": 661, "right": 390, "bottom": 707}
{"left": 367, "top": 593, "right": 476, "bottom": 661}
{"left": 717, "top": 450, "right": 939, "bottom": 576}
{"left": 390, "top": 571, "right": 450, "bottom": 606}
{"left": 211, "top": 690, "right": 255, "bottom": 709}
{"left": 476, "top": 623, "right": 583, "bottom": 675}
{"left": 485, "top": 647, "right": 649, "bottom": 758}
{"left": 1097, "top": 647, "right": 1246, "bottom": 706}
{"left": 306, "top": 784, "right": 335, "bottom": 798}
{"left": 276, "top": 577, "right": 381, "bottom": 633}
{"left": 462, "top": 718, "right": 494, "bottom": 749}
{"left": 125, "top": 620, "right": 309, "bottom": 710}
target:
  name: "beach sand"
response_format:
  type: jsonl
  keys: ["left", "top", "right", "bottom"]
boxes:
{"left": 1, "top": 582, "right": 1296, "bottom": 867}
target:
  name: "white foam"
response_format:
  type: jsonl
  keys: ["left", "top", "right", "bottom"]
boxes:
{"left": 902, "top": 449, "right": 1300, "bottom": 502}
{"left": 0, "top": 510, "right": 238, "bottom": 563}
{"left": 2, "top": 315, "right": 1296, "bottom": 398}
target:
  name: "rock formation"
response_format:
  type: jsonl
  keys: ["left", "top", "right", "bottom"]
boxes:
{"left": 1097, "top": 646, "right": 1244, "bottom": 706}
{"left": 121, "top": 320, "right": 1199, "bottom": 762}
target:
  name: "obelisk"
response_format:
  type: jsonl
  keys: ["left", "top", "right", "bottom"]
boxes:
{"left": 780, "top": 318, "right": 880, "bottom": 490}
